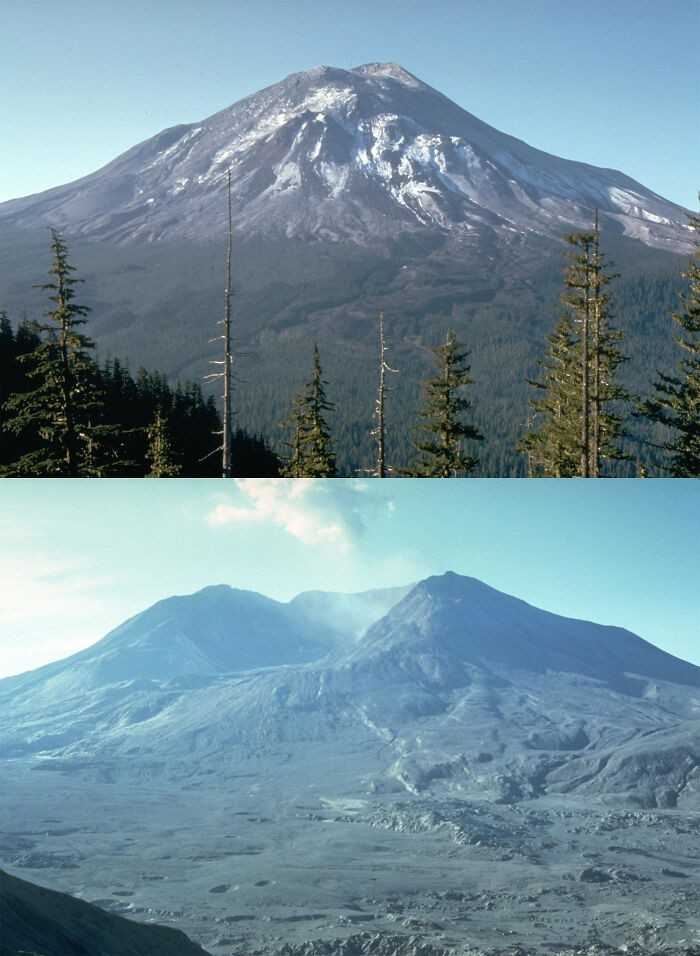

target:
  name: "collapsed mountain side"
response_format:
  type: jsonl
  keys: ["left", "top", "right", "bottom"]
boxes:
{"left": 1, "top": 574, "right": 699, "bottom": 809}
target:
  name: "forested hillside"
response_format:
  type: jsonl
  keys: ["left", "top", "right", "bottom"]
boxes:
{"left": 1, "top": 223, "right": 694, "bottom": 476}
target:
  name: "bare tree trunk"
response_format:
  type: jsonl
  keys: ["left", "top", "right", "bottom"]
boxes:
{"left": 56, "top": 271, "right": 78, "bottom": 477}
{"left": 202, "top": 170, "right": 235, "bottom": 473}
{"left": 372, "top": 312, "right": 397, "bottom": 477}
{"left": 222, "top": 168, "right": 233, "bottom": 479}
{"left": 376, "top": 313, "right": 386, "bottom": 477}
{"left": 524, "top": 413, "right": 534, "bottom": 477}
{"left": 443, "top": 332, "right": 451, "bottom": 477}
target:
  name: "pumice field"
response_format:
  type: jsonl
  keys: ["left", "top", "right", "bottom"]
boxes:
{"left": 3, "top": 573, "right": 700, "bottom": 956}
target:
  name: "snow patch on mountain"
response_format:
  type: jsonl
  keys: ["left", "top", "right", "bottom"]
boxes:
{"left": 354, "top": 62, "right": 425, "bottom": 87}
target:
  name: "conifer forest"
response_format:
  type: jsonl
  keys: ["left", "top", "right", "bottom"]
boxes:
{"left": 1, "top": 206, "right": 698, "bottom": 478}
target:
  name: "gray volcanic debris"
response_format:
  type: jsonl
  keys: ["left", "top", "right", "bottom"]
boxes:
{"left": 0, "top": 64, "right": 691, "bottom": 251}
{"left": 3, "top": 573, "right": 700, "bottom": 955}
{"left": 2, "top": 573, "right": 700, "bottom": 790}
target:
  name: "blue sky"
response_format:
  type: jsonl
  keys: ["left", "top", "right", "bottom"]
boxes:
{"left": 0, "top": 478, "right": 698, "bottom": 678}
{"left": 2, "top": 0, "right": 698, "bottom": 208}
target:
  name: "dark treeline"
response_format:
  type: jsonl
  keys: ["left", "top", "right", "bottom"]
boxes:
{"left": 0, "top": 234, "right": 279, "bottom": 477}
{"left": 0, "top": 318, "right": 279, "bottom": 477}
{"left": 1, "top": 205, "right": 699, "bottom": 478}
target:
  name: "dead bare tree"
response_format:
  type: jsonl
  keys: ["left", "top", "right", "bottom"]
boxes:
{"left": 371, "top": 311, "right": 398, "bottom": 477}
{"left": 203, "top": 168, "right": 234, "bottom": 476}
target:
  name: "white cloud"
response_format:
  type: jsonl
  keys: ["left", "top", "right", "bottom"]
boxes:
{"left": 206, "top": 479, "right": 379, "bottom": 553}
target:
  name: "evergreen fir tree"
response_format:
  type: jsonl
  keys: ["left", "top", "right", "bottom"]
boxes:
{"left": 520, "top": 218, "right": 628, "bottom": 476}
{"left": 231, "top": 428, "right": 281, "bottom": 477}
{"left": 0, "top": 311, "right": 11, "bottom": 349}
{"left": 281, "top": 344, "right": 336, "bottom": 477}
{"left": 280, "top": 394, "right": 307, "bottom": 478}
{"left": 0, "top": 318, "right": 44, "bottom": 474}
{"left": 146, "top": 409, "right": 181, "bottom": 477}
{"left": 640, "top": 205, "right": 700, "bottom": 475}
{"left": 562, "top": 230, "right": 595, "bottom": 475}
{"left": 0, "top": 298, "right": 279, "bottom": 477}
{"left": 582, "top": 214, "right": 629, "bottom": 473}
{"left": 0, "top": 311, "right": 14, "bottom": 411}
{"left": 1, "top": 231, "right": 113, "bottom": 476}
{"left": 519, "top": 312, "right": 581, "bottom": 477}
{"left": 0, "top": 312, "right": 16, "bottom": 464}
{"left": 410, "top": 329, "right": 483, "bottom": 477}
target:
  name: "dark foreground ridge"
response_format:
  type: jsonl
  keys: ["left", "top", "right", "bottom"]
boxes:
{"left": 0, "top": 868, "right": 208, "bottom": 956}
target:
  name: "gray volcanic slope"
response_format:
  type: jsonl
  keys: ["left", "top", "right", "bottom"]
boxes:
{"left": 348, "top": 572, "right": 700, "bottom": 689}
{"left": 0, "top": 582, "right": 406, "bottom": 758}
{"left": 0, "top": 868, "right": 208, "bottom": 956}
{"left": 0, "top": 63, "right": 691, "bottom": 251}
{"left": 2, "top": 573, "right": 699, "bottom": 797}
{"left": 0, "top": 582, "right": 404, "bottom": 701}
{"left": 0, "top": 586, "right": 333, "bottom": 700}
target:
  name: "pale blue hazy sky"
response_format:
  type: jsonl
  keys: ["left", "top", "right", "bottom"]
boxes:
{"left": 1, "top": 0, "right": 698, "bottom": 208}
{"left": 0, "top": 479, "right": 698, "bottom": 679}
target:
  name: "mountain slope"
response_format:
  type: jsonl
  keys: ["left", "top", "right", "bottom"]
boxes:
{"left": 0, "top": 868, "right": 208, "bottom": 956}
{"left": 346, "top": 572, "right": 700, "bottom": 692}
{"left": 0, "top": 583, "right": 406, "bottom": 711}
{"left": 0, "top": 63, "right": 691, "bottom": 251}
{"left": 0, "top": 585, "right": 334, "bottom": 705}
{"left": 2, "top": 573, "right": 699, "bottom": 810}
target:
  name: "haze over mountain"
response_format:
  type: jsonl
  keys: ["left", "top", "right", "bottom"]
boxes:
{"left": 0, "top": 64, "right": 691, "bottom": 252}
{"left": 289, "top": 583, "right": 413, "bottom": 640}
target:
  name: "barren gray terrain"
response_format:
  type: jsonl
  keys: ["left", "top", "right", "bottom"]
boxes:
{"left": 2, "top": 574, "right": 700, "bottom": 956}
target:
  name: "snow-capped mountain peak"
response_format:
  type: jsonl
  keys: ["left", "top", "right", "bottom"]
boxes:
{"left": 0, "top": 63, "right": 691, "bottom": 250}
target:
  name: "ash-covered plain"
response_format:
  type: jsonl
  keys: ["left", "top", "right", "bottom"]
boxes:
{"left": 2, "top": 573, "right": 700, "bottom": 956}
